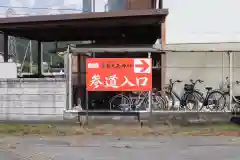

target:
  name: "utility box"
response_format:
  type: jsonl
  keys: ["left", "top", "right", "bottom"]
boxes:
{"left": 0, "top": 62, "right": 17, "bottom": 78}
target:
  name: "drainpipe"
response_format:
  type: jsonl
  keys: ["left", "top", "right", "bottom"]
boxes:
{"left": 229, "top": 51, "right": 233, "bottom": 112}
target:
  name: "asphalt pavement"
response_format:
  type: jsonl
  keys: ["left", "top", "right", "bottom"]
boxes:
{"left": 0, "top": 135, "right": 239, "bottom": 160}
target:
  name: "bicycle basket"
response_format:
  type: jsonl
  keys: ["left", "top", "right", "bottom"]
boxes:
{"left": 184, "top": 84, "right": 194, "bottom": 91}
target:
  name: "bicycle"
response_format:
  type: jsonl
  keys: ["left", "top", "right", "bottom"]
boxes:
{"left": 108, "top": 93, "right": 132, "bottom": 111}
{"left": 221, "top": 77, "right": 240, "bottom": 112}
{"left": 164, "top": 79, "right": 200, "bottom": 111}
{"left": 188, "top": 79, "right": 226, "bottom": 111}
{"left": 109, "top": 89, "right": 166, "bottom": 111}
{"left": 128, "top": 89, "right": 166, "bottom": 111}
{"left": 232, "top": 80, "right": 240, "bottom": 113}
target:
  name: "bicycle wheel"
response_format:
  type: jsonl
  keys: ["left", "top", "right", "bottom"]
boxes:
{"left": 206, "top": 91, "right": 226, "bottom": 111}
{"left": 232, "top": 102, "right": 240, "bottom": 114}
{"left": 130, "top": 94, "right": 148, "bottom": 111}
{"left": 149, "top": 94, "right": 167, "bottom": 111}
{"left": 137, "top": 99, "right": 148, "bottom": 111}
{"left": 191, "top": 90, "right": 205, "bottom": 111}
{"left": 109, "top": 94, "right": 132, "bottom": 111}
{"left": 142, "top": 94, "right": 166, "bottom": 111}
{"left": 185, "top": 91, "right": 203, "bottom": 111}
{"left": 160, "top": 91, "right": 175, "bottom": 110}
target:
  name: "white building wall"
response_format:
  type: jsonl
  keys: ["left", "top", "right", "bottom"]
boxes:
{"left": 164, "top": 0, "right": 240, "bottom": 44}
{"left": 166, "top": 43, "right": 240, "bottom": 96}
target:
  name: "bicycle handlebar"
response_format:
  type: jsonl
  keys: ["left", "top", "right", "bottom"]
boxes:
{"left": 190, "top": 79, "right": 204, "bottom": 86}
{"left": 169, "top": 79, "right": 182, "bottom": 85}
{"left": 225, "top": 77, "right": 240, "bottom": 85}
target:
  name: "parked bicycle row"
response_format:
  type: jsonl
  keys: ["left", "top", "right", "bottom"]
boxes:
{"left": 109, "top": 77, "right": 240, "bottom": 112}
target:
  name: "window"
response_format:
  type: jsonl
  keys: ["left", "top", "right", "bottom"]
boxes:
{"left": 107, "top": 0, "right": 126, "bottom": 12}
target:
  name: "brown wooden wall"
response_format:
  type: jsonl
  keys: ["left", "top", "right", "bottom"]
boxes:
{"left": 126, "top": 0, "right": 153, "bottom": 9}
{"left": 72, "top": 55, "right": 79, "bottom": 85}
{"left": 126, "top": 0, "right": 161, "bottom": 9}
{"left": 73, "top": 0, "right": 165, "bottom": 89}
{"left": 126, "top": 0, "right": 164, "bottom": 90}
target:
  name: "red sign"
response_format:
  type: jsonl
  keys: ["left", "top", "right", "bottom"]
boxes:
{"left": 86, "top": 58, "right": 152, "bottom": 91}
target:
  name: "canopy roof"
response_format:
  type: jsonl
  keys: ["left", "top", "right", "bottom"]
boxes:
{"left": 0, "top": 9, "right": 168, "bottom": 42}
{"left": 57, "top": 44, "right": 163, "bottom": 54}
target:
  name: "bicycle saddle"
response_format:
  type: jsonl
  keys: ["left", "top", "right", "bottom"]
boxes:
{"left": 205, "top": 87, "right": 212, "bottom": 91}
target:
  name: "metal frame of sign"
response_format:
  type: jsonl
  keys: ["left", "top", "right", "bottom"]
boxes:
{"left": 64, "top": 44, "right": 161, "bottom": 123}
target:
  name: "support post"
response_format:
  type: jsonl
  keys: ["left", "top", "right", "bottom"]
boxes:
{"left": 68, "top": 52, "right": 72, "bottom": 110}
{"left": 64, "top": 53, "right": 69, "bottom": 110}
{"left": 148, "top": 52, "right": 153, "bottom": 124}
{"left": 161, "top": 23, "right": 167, "bottom": 91}
{"left": 85, "top": 85, "right": 89, "bottom": 124}
{"left": 228, "top": 51, "right": 233, "bottom": 112}
{"left": 3, "top": 33, "right": 8, "bottom": 62}
{"left": 85, "top": 52, "right": 92, "bottom": 125}
{"left": 37, "top": 41, "right": 43, "bottom": 76}
{"left": 29, "top": 40, "right": 32, "bottom": 73}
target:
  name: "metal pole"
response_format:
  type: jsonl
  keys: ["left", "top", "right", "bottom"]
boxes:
{"left": 222, "top": 52, "right": 224, "bottom": 90}
{"left": 148, "top": 52, "right": 152, "bottom": 124}
{"left": 85, "top": 52, "right": 92, "bottom": 124}
{"left": 40, "top": 43, "right": 43, "bottom": 74}
{"left": 64, "top": 53, "right": 69, "bottom": 110}
{"left": 85, "top": 87, "right": 89, "bottom": 124}
{"left": 29, "top": 40, "right": 32, "bottom": 73}
{"left": 20, "top": 42, "right": 30, "bottom": 73}
{"left": 229, "top": 51, "right": 233, "bottom": 112}
{"left": 68, "top": 51, "right": 73, "bottom": 110}
{"left": 50, "top": 56, "right": 53, "bottom": 66}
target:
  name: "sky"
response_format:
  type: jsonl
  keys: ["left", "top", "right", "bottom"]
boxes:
{"left": 0, "top": 0, "right": 105, "bottom": 16}
{"left": 164, "top": 0, "right": 240, "bottom": 43}
{"left": 0, "top": 0, "right": 239, "bottom": 43}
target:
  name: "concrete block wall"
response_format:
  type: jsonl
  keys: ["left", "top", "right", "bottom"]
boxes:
{"left": 0, "top": 78, "right": 66, "bottom": 121}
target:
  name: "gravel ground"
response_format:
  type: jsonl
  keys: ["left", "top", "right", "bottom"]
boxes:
{"left": 0, "top": 135, "right": 239, "bottom": 160}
